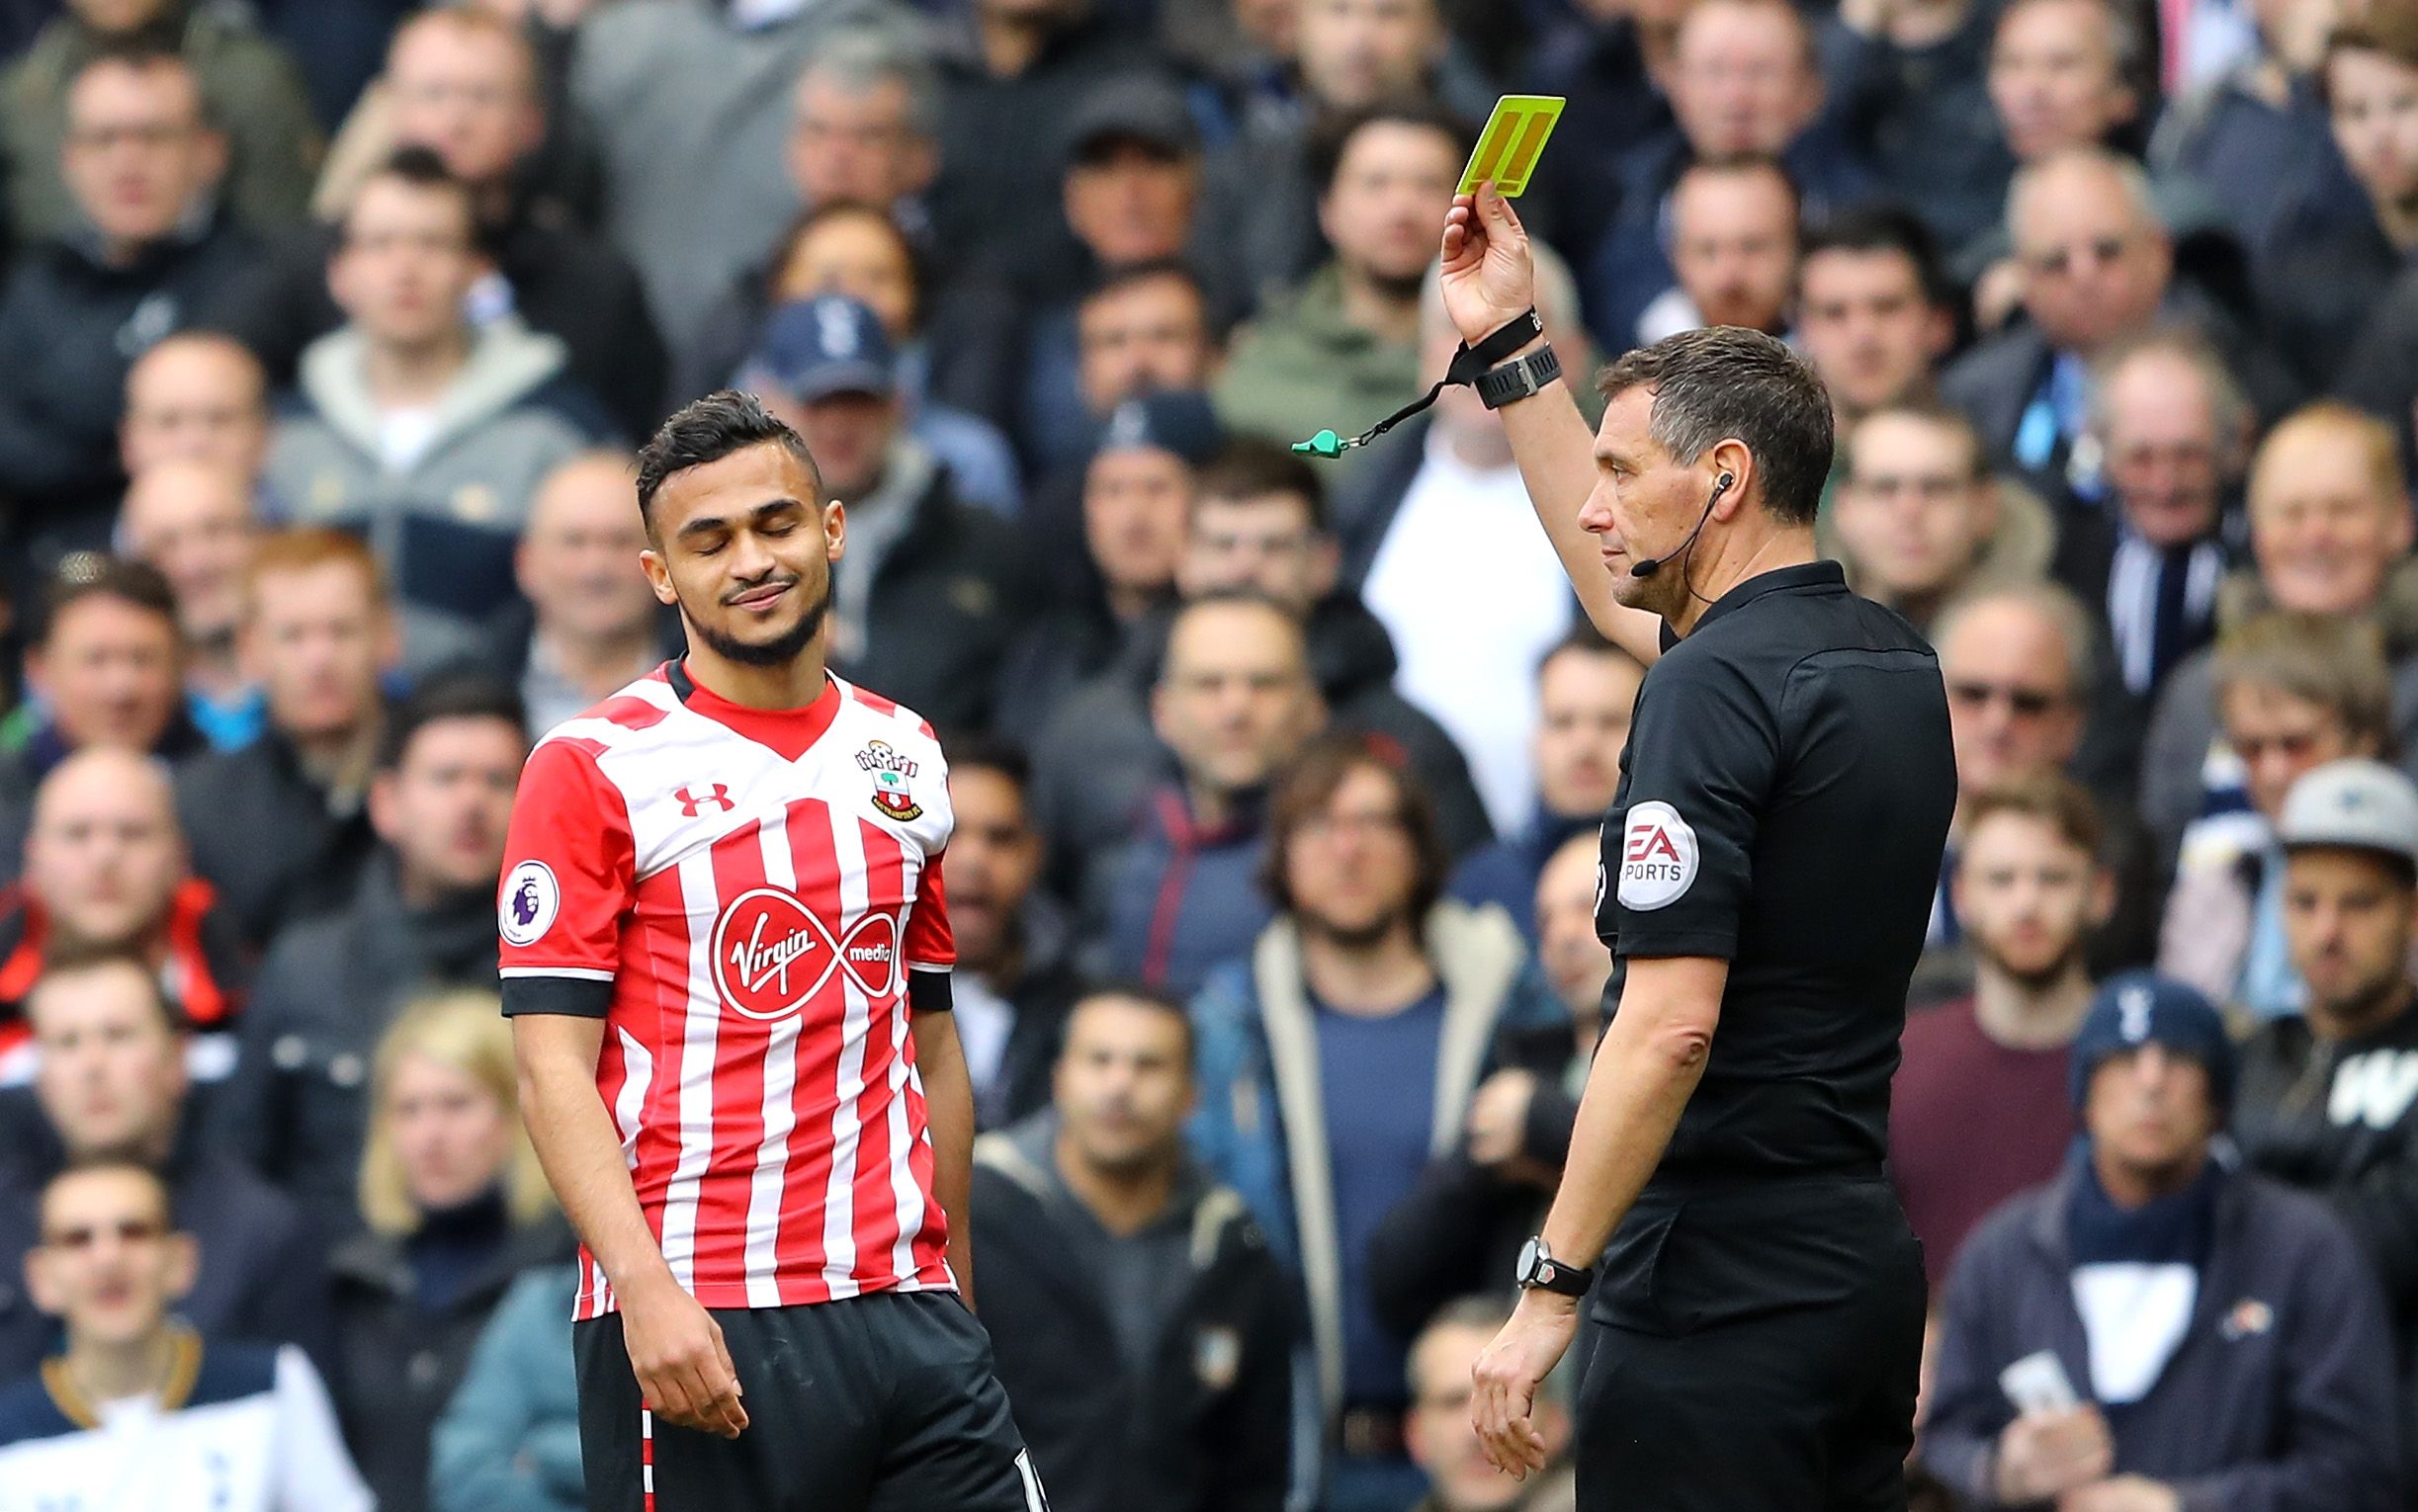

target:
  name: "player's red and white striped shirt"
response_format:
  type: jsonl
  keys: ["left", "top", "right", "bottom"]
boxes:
{"left": 497, "top": 660, "right": 956, "bottom": 1320}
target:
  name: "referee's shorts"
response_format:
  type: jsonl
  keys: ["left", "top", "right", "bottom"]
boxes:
{"left": 572, "top": 1289, "right": 1047, "bottom": 1512}
{"left": 1574, "top": 1177, "right": 1926, "bottom": 1512}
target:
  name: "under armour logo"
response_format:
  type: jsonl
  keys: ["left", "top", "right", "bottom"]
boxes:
{"left": 676, "top": 784, "right": 734, "bottom": 817}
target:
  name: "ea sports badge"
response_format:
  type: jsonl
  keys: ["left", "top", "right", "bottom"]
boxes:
{"left": 1617, "top": 801, "right": 1697, "bottom": 911}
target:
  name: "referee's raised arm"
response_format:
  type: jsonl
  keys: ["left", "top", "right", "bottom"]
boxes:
{"left": 1438, "top": 184, "right": 1666, "bottom": 668}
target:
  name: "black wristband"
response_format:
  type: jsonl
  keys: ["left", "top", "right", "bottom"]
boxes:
{"left": 1477, "top": 344, "right": 1562, "bottom": 409}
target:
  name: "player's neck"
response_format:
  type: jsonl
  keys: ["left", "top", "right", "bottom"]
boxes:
{"left": 1300, "top": 919, "right": 1435, "bottom": 1015}
{"left": 1053, "top": 1128, "right": 1177, "bottom": 1237}
{"left": 1665, "top": 521, "right": 1818, "bottom": 637}
{"left": 683, "top": 639, "right": 831, "bottom": 712}
{"left": 1972, "top": 959, "right": 2095, "bottom": 1050}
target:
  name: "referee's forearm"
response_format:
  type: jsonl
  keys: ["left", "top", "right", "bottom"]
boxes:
{"left": 1536, "top": 979, "right": 1716, "bottom": 1267}
{"left": 515, "top": 1020, "right": 679, "bottom": 1299}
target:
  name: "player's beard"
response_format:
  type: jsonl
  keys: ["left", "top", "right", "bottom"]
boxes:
{"left": 694, "top": 577, "right": 830, "bottom": 668}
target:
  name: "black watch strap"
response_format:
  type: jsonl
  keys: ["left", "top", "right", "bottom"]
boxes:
{"left": 1516, "top": 1236, "right": 1596, "bottom": 1297}
{"left": 1477, "top": 344, "right": 1562, "bottom": 409}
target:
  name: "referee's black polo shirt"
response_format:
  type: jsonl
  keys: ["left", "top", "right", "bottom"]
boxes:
{"left": 1598, "top": 560, "right": 1956, "bottom": 1190}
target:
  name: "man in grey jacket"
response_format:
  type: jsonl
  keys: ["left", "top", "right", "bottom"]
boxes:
{"left": 1920, "top": 972, "right": 2401, "bottom": 1511}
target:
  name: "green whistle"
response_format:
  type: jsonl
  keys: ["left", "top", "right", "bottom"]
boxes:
{"left": 1292, "top": 429, "right": 1344, "bottom": 459}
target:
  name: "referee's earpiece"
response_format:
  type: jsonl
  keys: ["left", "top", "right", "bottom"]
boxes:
{"left": 1632, "top": 470, "right": 1734, "bottom": 580}
{"left": 1718, "top": 472, "right": 1734, "bottom": 488}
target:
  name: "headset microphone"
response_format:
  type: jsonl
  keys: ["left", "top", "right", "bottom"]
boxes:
{"left": 1630, "top": 472, "right": 1732, "bottom": 580}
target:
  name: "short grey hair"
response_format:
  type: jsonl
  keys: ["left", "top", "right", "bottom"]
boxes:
{"left": 2089, "top": 325, "right": 2250, "bottom": 467}
{"left": 797, "top": 27, "right": 940, "bottom": 140}
{"left": 1598, "top": 328, "right": 1835, "bottom": 526}
{"left": 1934, "top": 580, "right": 2099, "bottom": 702}
{"left": 2006, "top": 145, "right": 2159, "bottom": 250}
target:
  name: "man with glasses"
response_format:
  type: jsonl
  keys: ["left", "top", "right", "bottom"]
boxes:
{"left": 1831, "top": 400, "right": 2053, "bottom": 639}
{"left": 0, "top": 44, "right": 267, "bottom": 576}
{"left": 0, "top": 1159, "right": 369, "bottom": 1511}
{"left": 1924, "top": 583, "right": 2164, "bottom": 998}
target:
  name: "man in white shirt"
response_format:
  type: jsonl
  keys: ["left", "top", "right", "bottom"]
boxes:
{"left": 0, "top": 1160, "right": 369, "bottom": 1512}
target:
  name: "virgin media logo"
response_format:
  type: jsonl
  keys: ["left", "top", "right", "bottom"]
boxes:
{"left": 709, "top": 888, "right": 899, "bottom": 1020}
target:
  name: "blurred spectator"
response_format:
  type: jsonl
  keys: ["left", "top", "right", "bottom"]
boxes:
{"left": 1403, "top": 1297, "right": 1577, "bottom": 1512}
{"left": 426, "top": 1263, "right": 580, "bottom": 1512}
{"left": 0, "top": 44, "right": 267, "bottom": 568}
{"left": 1831, "top": 401, "right": 2055, "bottom": 639}
{"left": 0, "top": 0, "right": 319, "bottom": 243}
{"left": 212, "top": 676, "right": 521, "bottom": 1229}
{"left": 1079, "top": 261, "right": 1222, "bottom": 422}
{"left": 175, "top": 530, "right": 392, "bottom": 952}
{"left": 1084, "top": 593, "right": 1323, "bottom": 995}
{"left": 1190, "top": 736, "right": 1560, "bottom": 1512}
{"left": 2234, "top": 760, "right": 2418, "bottom": 1401}
{"left": 118, "top": 461, "right": 262, "bottom": 751}
{"left": 1214, "top": 100, "right": 1464, "bottom": 475}
{"left": 568, "top": 0, "right": 904, "bottom": 353}
{"left": 1892, "top": 777, "right": 2107, "bottom": 1292}
{"left": 928, "top": 0, "right": 1168, "bottom": 276}
{"left": 944, "top": 737, "right": 1085, "bottom": 1131}
{"left": 2257, "top": 9, "right": 2418, "bottom": 389}
{"left": 0, "top": 1160, "right": 371, "bottom": 1512}
{"left": 0, "top": 948, "right": 322, "bottom": 1379}
{"left": 0, "top": 749, "right": 247, "bottom": 1085}
{"left": 1943, "top": 147, "right": 2285, "bottom": 509}
{"left": 972, "top": 988, "right": 1292, "bottom": 1512}
{"left": 263, "top": 148, "right": 611, "bottom": 669}
{"left": 1365, "top": 831, "right": 1610, "bottom": 1341}
{"left": 1348, "top": 250, "right": 1589, "bottom": 834}
{"left": 328, "top": 992, "right": 565, "bottom": 1512}
{"left": 238, "top": 7, "right": 666, "bottom": 443}
{"left": 1921, "top": 972, "right": 2401, "bottom": 1511}
{"left": 2139, "top": 404, "right": 2418, "bottom": 858}
{"left": 466, "top": 451, "right": 674, "bottom": 737}
{"left": 1636, "top": 152, "right": 1800, "bottom": 344}
{"left": 788, "top": 26, "right": 938, "bottom": 239}
{"left": 688, "top": 202, "right": 1023, "bottom": 517}
{"left": 1523, "top": 0, "right": 1683, "bottom": 265}
{"left": 1794, "top": 205, "right": 1957, "bottom": 430}
{"left": 1924, "top": 585, "right": 2165, "bottom": 996}
{"left": 2151, "top": 0, "right": 2369, "bottom": 259}
{"left": 1586, "top": 0, "right": 1877, "bottom": 354}
{"left": 1986, "top": 0, "right": 2142, "bottom": 175}
{"left": 1821, "top": 0, "right": 2006, "bottom": 249}
{"left": 739, "top": 295, "right": 1026, "bottom": 733}
{"left": 1446, "top": 630, "right": 1639, "bottom": 941}
{"left": 0, "top": 558, "right": 202, "bottom": 866}
{"left": 118, "top": 331, "right": 273, "bottom": 487}
{"left": 2161, "top": 617, "right": 2392, "bottom": 1016}
{"left": 2053, "top": 330, "right": 2246, "bottom": 702}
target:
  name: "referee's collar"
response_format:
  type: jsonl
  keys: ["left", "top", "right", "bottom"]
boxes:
{"left": 1670, "top": 559, "right": 1846, "bottom": 642}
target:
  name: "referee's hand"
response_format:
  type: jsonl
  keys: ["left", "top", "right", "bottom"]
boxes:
{"left": 622, "top": 1274, "right": 749, "bottom": 1439}
{"left": 1472, "top": 1289, "right": 1580, "bottom": 1479}
{"left": 1439, "top": 182, "right": 1538, "bottom": 350}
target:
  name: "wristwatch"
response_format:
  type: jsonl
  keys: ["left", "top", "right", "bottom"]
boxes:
{"left": 1477, "top": 344, "right": 1562, "bottom": 409}
{"left": 1514, "top": 1235, "right": 1595, "bottom": 1298}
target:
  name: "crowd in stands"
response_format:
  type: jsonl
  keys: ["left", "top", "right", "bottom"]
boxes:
{"left": 0, "top": 0, "right": 2410, "bottom": 1509}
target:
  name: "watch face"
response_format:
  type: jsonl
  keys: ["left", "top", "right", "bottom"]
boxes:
{"left": 1516, "top": 1237, "right": 1543, "bottom": 1284}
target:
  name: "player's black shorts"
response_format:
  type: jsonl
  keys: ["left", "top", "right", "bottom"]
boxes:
{"left": 1573, "top": 1178, "right": 1927, "bottom": 1512}
{"left": 572, "top": 1289, "right": 1047, "bottom": 1512}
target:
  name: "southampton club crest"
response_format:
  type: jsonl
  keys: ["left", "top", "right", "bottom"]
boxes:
{"left": 855, "top": 740, "right": 924, "bottom": 822}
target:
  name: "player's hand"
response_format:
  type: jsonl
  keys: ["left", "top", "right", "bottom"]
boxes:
{"left": 1994, "top": 1405, "right": 2114, "bottom": 1502}
{"left": 2057, "top": 1475, "right": 2183, "bottom": 1512}
{"left": 1439, "top": 182, "right": 1538, "bottom": 348}
{"left": 1466, "top": 1070, "right": 1538, "bottom": 1167}
{"left": 1472, "top": 1288, "right": 1579, "bottom": 1479}
{"left": 621, "top": 1274, "right": 748, "bottom": 1439}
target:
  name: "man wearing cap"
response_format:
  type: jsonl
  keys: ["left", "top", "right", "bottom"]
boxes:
{"left": 2235, "top": 758, "right": 2418, "bottom": 1434}
{"left": 738, "top": 294, "right": 1027, "bottom": 734}
{"left": 1922, "top": 972, "right": 2401, "bottom": 1510}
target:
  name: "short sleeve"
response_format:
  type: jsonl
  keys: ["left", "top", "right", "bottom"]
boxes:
{"left": 1601, "top": 650, "right": 1779, "bottom": 962}
{"left": 904, "top": 854, "right": 955, "bottom": 1012}
{"left": 498, "top": 738, "right": 634, "bottom": 1018}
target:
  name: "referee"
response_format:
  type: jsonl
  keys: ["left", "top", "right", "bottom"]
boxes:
{"left": 1442, "top": 183, "right": 1957, "bottom": 1509}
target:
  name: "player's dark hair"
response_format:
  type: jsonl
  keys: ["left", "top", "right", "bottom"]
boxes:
{"left": 635, "top": 389, "right": 823, "bottom": 535}
{"left": 34, "top": 553, "right": 178, "bottom": 651}
{"left": 1309, "top": 96, "right": 1471, "bottom": 198}
{"left": 377, "top": 672, "right": 528, "bottom": 773}
{"left": 1193, "top": 440, "right": 1329, "bottom": 533}
{"left": 1799, "top": 203, "right": 1953, "bottom": 310}
{"left": 1261, "top": 731, "right": 1448, "bottom": 926}
{"left": 939, "top": 730, "right": 1031, "bottom": 796}
{"left": 1598, "top": 327, "right": 1835, "bottom": 527}
{"left": 29, "top": 941, "right": 188, "bottom": 1038}
{"left": 1064, "top": 983, "right": 1197, "bottom": 1074}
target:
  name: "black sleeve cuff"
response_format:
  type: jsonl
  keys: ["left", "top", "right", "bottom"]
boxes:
{"left": 908, "top": 966, "right": 952, "bottom": 1014}
{"left": 501, "top": 974, "right": 613, "bottom": 1018}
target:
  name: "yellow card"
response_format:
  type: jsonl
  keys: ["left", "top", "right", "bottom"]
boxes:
{"left": 1458, "top": 95, "right": 1566, "bottom": 198}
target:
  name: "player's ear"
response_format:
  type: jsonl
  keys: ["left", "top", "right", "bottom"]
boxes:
{"left": 822, "top": 498, "right": 847, "bottom": 562}
{"left": 639, "top": 547, "right": 678, "bottom": 609}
